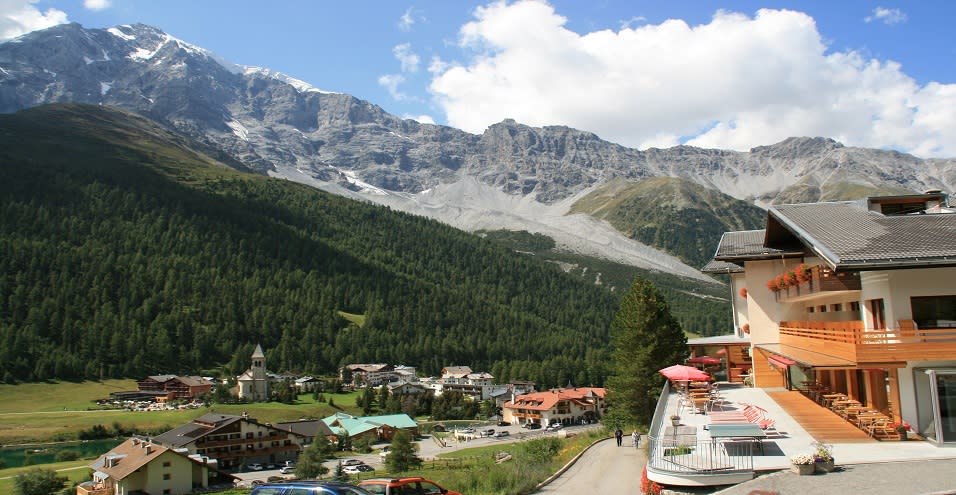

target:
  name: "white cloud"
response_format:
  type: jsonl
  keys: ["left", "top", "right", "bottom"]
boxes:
{"left": 429, "top": 1, "right": 956, "bottom": 157}
{"left": 379, "top": 73, "right": 410, "bottom": 101}
{"left": 0, "top": 0, "right": 68, "bottom": 41}
{"left": 404, "top": 113, "right": 436, "bottom": 124}
{"left": 864, "top": 7, "right": 907, "bottom": 25}
{"left": 393, "top": 43, "right": 420, "bottom": 73}
{"left": 399, "top": 7, "right": 415, "bottom": 31}
{"left": 619, "top": 15, "right": 646, "bottom": 30}
{"left": 83, "top": 0, "right": 111, "bottom": 10}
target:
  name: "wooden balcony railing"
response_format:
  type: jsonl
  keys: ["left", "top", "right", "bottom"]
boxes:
{"left": 774, "top": 266, "right": 861, "bottom": 302}
{"left": 76, "top": 483, "right": 111, "bottom": 495}
{"left": 779, "top": 321, "right": 956, "bottom": 363}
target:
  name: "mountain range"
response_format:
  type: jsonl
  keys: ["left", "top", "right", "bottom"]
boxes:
{"left": 2, "top": 22, "right": 954, "bottom": 280}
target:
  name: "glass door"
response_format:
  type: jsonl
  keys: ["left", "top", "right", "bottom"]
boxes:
{"left": 917, "top": 369, "right": 956, "bottom": 444}
{"left": 936, "top": 373, "right": 956, "bottom": 443}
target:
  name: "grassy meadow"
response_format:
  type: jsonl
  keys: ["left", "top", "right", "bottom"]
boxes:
{"left": 0, "top": 380, "right": 361, "bottom": 445}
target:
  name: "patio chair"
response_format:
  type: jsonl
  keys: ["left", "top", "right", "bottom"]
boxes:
{"left": 866, "top": 418, "right": 898, "bottom": 439}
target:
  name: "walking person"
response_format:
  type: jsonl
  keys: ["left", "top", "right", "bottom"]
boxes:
{"left": 614, "top": 428, "right": 623, "bottom": 446}
{"left": 632, "top": 430, "right": 640, "bottom": 448}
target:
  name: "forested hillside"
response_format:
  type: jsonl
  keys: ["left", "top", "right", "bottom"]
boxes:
{"left": 0, "top": 104, "right": 618, "bottom": 387}
{"left": 571, "top": 177, "right": 767, "bottom": 268}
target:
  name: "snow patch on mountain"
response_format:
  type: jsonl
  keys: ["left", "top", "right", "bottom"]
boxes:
{"left": 100, "top": 81, "right": 112, "bottom": 95}
{"left": 225, "top": 119, "right": 249, "bottom": 141}
{"left": 243, "top": 67, "right": 336, "bottom": 94}
{"left": 107, "top": 27, "right": 135, "bottom": 41}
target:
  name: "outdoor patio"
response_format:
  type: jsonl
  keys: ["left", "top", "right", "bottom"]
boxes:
{"left": 655, "top": 381, "right": 956, "bottom": 475}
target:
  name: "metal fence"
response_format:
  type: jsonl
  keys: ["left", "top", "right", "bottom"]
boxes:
{"left": 646, "top": 381, "right": 754, "bottom": 475}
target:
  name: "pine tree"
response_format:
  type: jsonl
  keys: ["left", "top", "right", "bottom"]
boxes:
{"left": 295, "top": 438, "right": 333, "bottom": 478}
{"left": 606, "top": 277, "right": 687, "bottom": 426}
{"left": 13, "top": 468, "right": 67, "bottom": 495}
{"left": 384, "top": 429, "right": 421, "bottom": 473}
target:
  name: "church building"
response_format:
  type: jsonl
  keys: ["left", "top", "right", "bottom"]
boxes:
{"left": 236, "top": 344, "right": 270, "bottom": 401}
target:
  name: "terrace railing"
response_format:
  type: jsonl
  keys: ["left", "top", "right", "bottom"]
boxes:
{"left": 774, "top": 266, "right": 861, "bottom": 302}
{"left": 780, "top": 321, "right": 956, "bottom": 363}
{"left": 646, "top": 382, "right": 754, "bottom": 478}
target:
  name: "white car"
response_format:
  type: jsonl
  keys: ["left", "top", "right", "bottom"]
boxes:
{"left": 546, "top": 423, "right": 563, "bottom": 431}
{"left": 344, "top": 464, "right": 374, "bottom": 474}
{"left": 379, "top": 447, "right": 391, "bottom": 459}
{"left": 279, "top": 466, "right": 295, "bottom": 474}
{"left": 246, "top": 463, "right": 264, "bottom": 471}
{"left": 340, "top": 459, "right": 363, "bottom": 466}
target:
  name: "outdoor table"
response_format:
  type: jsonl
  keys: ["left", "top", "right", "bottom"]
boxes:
{"left": 841, "top": 406, "right": 867, "bottom": 420}
{"left": 855, "top": 412, "right": 888, "bottom": 428}
{"left": 708, "top": 423, "right": 767, "bottom": 455}
{"left": 821, "top": 393, "right": 847, "bottom": 407}
{"left": 662, "top": 425, "right": 697, "bottom": 447}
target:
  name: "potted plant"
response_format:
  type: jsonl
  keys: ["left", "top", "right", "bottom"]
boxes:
{"left": 891, "top": 421, "right": 910, "bottom": 440}
{"left": 742, "top": 323, "right": 750, "bottom": 335}
{"left": 796, "top": 263, "right": 813, "bottom": 283}
{"left": 670, "top": 414, "right": 681, "bottom": 426}
{"left": 812, "top": 441, "right": 835, "bottom": 472}
{"left": 790, "top": 453, "right": 815, "bottom": 475}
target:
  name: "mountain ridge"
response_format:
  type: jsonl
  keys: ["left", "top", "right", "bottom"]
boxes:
{"left": 2, "top": 22, "right": 954, "bottom": 278}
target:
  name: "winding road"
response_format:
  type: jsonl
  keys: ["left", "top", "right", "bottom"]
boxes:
{"left": 534, "top": 436, "right": 645, "bottom": 493}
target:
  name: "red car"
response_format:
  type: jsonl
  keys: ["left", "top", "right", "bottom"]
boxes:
{"left": 358, "top": 477, "right": 462, "bottom": 495}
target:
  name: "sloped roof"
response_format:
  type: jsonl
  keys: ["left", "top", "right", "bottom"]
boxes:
{"left": 274, "top": 419, "right": 335, "bottom": 438}
{"left": 88, "top": 439, "right": 170, "bottom": 480}
{"left": 441, "top": 366, "right": 472, "bottom": 375}
{"left": 711, "top": 230, "right": 803, "bottom": 261}
{"left": 503, "top": 387, "right": 606, "bottom": 412}
{"left": 152, "top": 413, "right": 243, "bottom": 448}
{"left": 252, "top": 344, "right": 265, "bottom": 358}
{"left": 768, "top": 201, "right": 956, "bottom": 270}
{"left": 321, "top": 413, "right": 418, "bottom": 437}
{"left": 700, "top": 259, "right": 744, "bottom": 274}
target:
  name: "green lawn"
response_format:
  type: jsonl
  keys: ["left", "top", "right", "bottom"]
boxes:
{"left": 0, "top": 460, "right": 91, "bottom": 494}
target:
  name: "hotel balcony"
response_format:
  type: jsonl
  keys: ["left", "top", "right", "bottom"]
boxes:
{"left": 773, "top": 265, "right": 860, "bottom": 303}
{"left": 75, "top": 482, "right": 111, "bottom": 495}
{"left": 778, "top": 320, "right": 956, "bottom": 364}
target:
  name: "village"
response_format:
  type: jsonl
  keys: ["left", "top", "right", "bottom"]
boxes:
{"left": 72, "top": 344, "right": 608, "bottom": 494}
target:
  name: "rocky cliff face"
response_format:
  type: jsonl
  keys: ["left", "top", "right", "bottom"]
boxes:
{"left": 2, "top": 23, "right": 954, "bottom": 279}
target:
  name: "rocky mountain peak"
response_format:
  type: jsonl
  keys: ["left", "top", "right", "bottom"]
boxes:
{"left": 2, "top": 22, "right": 954, "bottom": 280}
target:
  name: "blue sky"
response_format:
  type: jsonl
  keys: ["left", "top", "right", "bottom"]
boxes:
{"left": 3, "top": 1, "right": 956, "bottom": 157}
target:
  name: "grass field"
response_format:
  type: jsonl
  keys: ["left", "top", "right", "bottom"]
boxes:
{"left": 0, "top": 380, "right": 362, "bottom": 445}
{"left": 0, "top": 460, "right": 91, "bottom": 494}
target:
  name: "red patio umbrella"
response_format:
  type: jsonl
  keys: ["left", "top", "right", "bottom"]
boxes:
{"left": 688, "top": 356, "right": 721, "bottom": 365}
{"left": 658, "top": 364, "right": 711, "bottom": 381}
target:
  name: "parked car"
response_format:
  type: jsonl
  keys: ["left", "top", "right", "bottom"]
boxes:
{"left": 546, "top": 423, "right": 563, "bottom": 431}
{"left": 379, "top": 447, "right": 391, "bottom": 459}
{"left": 340, "top": 459, "right": 364, "bottom": 466}
{"left": 497, "top": 421, "right": 510, "bottom": 427}
{"left": 524, "top": 423, "right": 542, "bottom": 430}
{"left": 493, "top": 430, "right": 510, "bottom": 438}
{"left": 344, "top": 464, "right": 375, "bottom": 474}
{"left": 432, "top": 424, "right": 446, "bottom": 432}
{"left": 250, "top": 481, "right": 373, "bottom": 495}
{"left": 483, "top": 428, "right": 496, "bottom": 437}
{"left": 265, "top": 463, "right": 277, "bottom": 469}
{"left": 279, "top": 466, "right": 295, "bottom": 474}
{"left": 358, "top": 477, "right": 463, "bottom": 495}
{"left": 247, "top": 463, "right": 264, "bottom": 471}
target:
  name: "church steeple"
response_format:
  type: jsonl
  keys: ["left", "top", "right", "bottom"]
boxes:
{"left": 251, "top": 344, "right": 266, "bottom": 380}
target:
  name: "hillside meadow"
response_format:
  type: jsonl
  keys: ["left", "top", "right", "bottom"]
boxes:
{"left": 0, "top": 380, "right": 362, "bottom": 445}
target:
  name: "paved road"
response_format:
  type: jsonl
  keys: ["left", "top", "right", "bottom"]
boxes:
{"left": 534, "top": 436, "right": 644, "bottom": 493}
